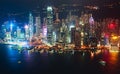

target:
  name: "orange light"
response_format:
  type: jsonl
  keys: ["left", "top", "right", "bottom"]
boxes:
{"left": 81, "top": 45, "right": 86, "bottom": 49}
{"left": 112, "top": 36, "right": 118, "bottom": 40}
{"left": 90, "top": 52, "right": 94, "bottom": 59}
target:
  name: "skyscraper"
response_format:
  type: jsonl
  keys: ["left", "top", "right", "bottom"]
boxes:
{"left": 71, "top": 28, "right": 81, "bottom": 47}
{"left": 17, "top": 27, "right": 21, "bottom": 39}
{"left": 24, "top": 25, "right": 29, "bottom": 40}
{"left": 43, "top": 18, "right": 47, "bottom": 38}
{"left": 1, "top": 25, "right": 6, "bottom": 39}
{"left": 35, "top": 16, "right": 41, "bottom": 36}
{"left": 29, "top": 13, "right": 34, "bottom": 41}
{"left": 89, "top": 14, "right": 95, "bottom": 37}
{"left": 47, "top": 6, "right": 53, "bottom": 44}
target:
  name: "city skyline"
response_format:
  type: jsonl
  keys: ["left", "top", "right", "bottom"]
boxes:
{"left": 0, "top": 1, "right": 120, "bottom": 74}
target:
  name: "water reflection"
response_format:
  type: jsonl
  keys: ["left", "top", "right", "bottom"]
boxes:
{"left": 100, "top": 49, "right": 120, "bottom": 74}
{"left": 109, "top": 50, "right": 119, "bottom": 65}
{"left": 2, "top": 44, "right": 120, "bottom": 74}
{"left": 102, "top": 49, "right": 119, "bottom": 65}
{"left": 6, "top": 45, "right": 34, "bottom": 65}
{"left": 90, "top": 52, "right": 95, "bottom": 59}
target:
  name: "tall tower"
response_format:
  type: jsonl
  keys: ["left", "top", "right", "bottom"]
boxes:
{"left": 1, "top": 24, "right": 6, "bottom": 39}
{"left": 24, "top": 25, "right": 29, "bottom": 40}
{"left": 89, "top": 14, "right": 95, "bottom": 37}
{"left": 35, "top": 16, "right": 41, "bottom": 36}
{"left": 43, "top": 18, "right": 47, "bottom": 38}
{"left": 47, "top": 6, "right": 53, "bottom": 44}
{"left": 29, "top": 13, "right": 34, "bottom": 41}
{"left": 17, "top": 27, "right": 21, "bottom": 39}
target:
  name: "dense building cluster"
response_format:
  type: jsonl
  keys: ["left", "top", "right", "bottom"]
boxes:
{"left": 0, "top": 6, "right": 120, "bottom": 48}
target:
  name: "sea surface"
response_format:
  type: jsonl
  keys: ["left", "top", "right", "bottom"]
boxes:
{"left": 0, "top": 44, "right": 120, "bottom": 74}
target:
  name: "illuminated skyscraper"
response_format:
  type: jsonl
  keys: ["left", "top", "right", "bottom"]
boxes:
{"left": 43, "top": 18, "right": 47, "bottom": 38}
{"left": 29, "top": 13, "right": 34, "bottom": 41}
{"left": 47, "top": 6, "right": 53, "bottom": 44}
{"left": 24, "top": 25, "right": 29, "bottom": 40}
{"left": 54, "top": 12, "right": 61, "bottom": 43}
{"left": 17, "top": 27, "right": 21, "bottom": 39}
{"left": 35, "top": 16, "right": 41, "bottom": 36}
{"left": 1, "top": 25, "right": 6, "bottom": 39}
{"left": 89, "top": 14, "right": 95, "bottom": 37}
{"left": 71, "top": 27, "right": 81, "bottom": 47}
{"left": 60, "top": 19, "right": 68, "bottom": 44}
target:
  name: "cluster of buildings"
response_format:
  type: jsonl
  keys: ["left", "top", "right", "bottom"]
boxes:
{"left": 0, "top": 6, "right": 120, "bottom": 48}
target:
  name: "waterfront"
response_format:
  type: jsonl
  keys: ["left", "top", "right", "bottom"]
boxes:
{"left": 0, "top": 44, "right": 120, "bottom": 74}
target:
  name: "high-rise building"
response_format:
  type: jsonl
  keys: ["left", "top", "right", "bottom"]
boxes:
{"left": 60, "top": 19, "right": 68, "bottom": 44}
{"left": 35, "top": 16, "right": 41, "bottom": 36}
{"left": 43, "top": 18, "right": 47, "bottom": 38}
{"left": 89, "top": 14, "right": 95, "bottom": 37}
{"left": 1, "top": 25, "right": 6, "bottom": 39}
{"left": 54, "top": 12, "right": 61, "bottom": 43}
{"left": 71, "top": 28, "right": 81, "bottom": 47}
{"left": 24, "top": 25, "right": 29, "bottom": 40}
{"left": 29, "top": 13, "right": 34, "bottom": 41}
{"left": 47, "top": 6, "right": 53, "bottom": 44}
{"left": 17, "top": 27, "right": 21, "bottom": 39}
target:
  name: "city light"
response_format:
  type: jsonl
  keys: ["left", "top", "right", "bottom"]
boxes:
{"left": 79, "top": 21, "right": 84, "bottom": 26}
{"left": 108, "top": 23, "right": 116, "bottom": 30}
{"left": 0, "top": 1, "right": 120, "bottom": 74}
{"left": 69, "top": 25, "right": 75, "bottom": 31}
{"left": 47, "top": 6, "right": 52, "bottom": 11}
{"left": 24, "top": 25, "right": 29, "bottom": 29}
{"left": 10, "top": 22, "right": 13, "bottom": 31}
{"left": 112, "top": 36, "right": 118, "bottom": 40}
{"left": 89, "top": 14, "right": 94, "bottom": 25}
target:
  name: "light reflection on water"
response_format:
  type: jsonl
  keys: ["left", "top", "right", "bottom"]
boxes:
{"left": 109, "top": 50, "right": 119, "bottom": 65}
{"left": 1, "top": 44, "right": 120, "bottom": 74}
{"left": 6, "top": 45, "right": 34, "bottom": 65}
{"left": 100, "top": 49, "right": 120, "bottom": 73}
{"left": 90, "top": 52, "right": 95, "bottom": 59}
{"left": 102, "top": 49, "right": 119, "bottom": 65}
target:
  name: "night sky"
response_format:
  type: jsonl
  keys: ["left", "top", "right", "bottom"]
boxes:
{"left": 0, "top": 0, "right": 120, "bottom": 25}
